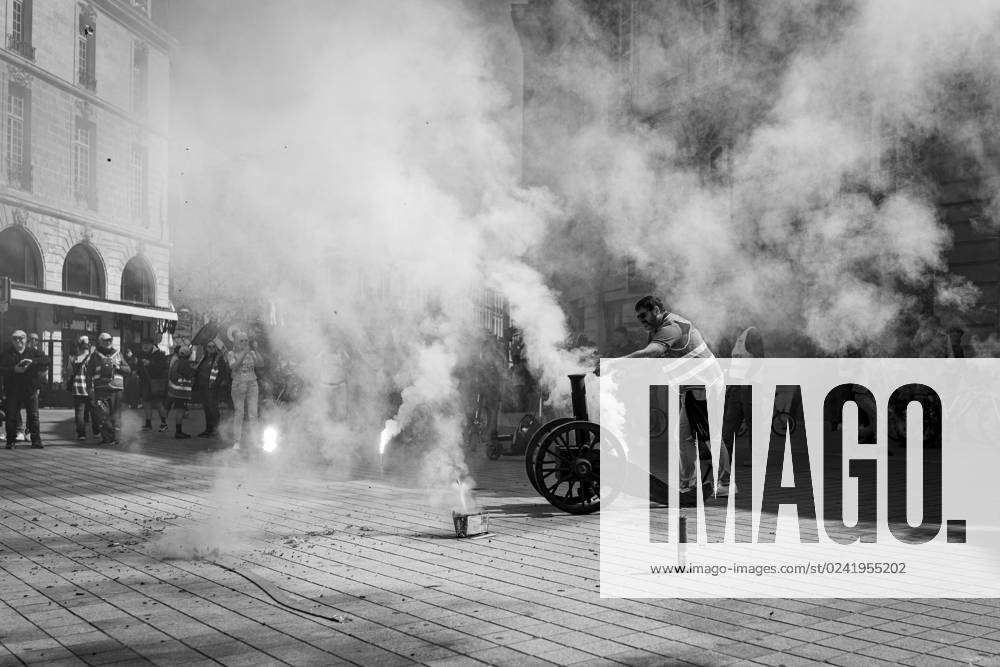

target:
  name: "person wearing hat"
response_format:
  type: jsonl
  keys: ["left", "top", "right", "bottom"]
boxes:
{"left": 8, "top": 333, "right": 40, "bottom": 440}
{"left": 65, "top": 335, "right": 99, "bottom": 441}
{"left": 0, "top": 330, "right": 51, "bottom": 448}
{"left": 85, "top": 333, "right": 131, "bottom": 445}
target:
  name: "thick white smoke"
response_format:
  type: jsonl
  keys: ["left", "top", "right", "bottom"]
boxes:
{"left": 520, "top": 0, "right": 998, "bottom": 352}
{"left": 161, "top": 0, "right": 1000, "bottom": 556}
{"left": 167, "top": 0, "right": 592, "bottom": 547}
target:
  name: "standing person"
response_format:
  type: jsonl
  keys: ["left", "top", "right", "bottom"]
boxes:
{"left": 227, "top": 331, "right": 262, "bottom": 449}
{"left": 947, "top": 326, "right": 966, "bottom": 358}
{"left": 136, "top": 338, "right": 169, "bottom": 432}
{"left": 66, "top": 335, "right": 98, "bottom": 441}
{"left": 623, "top": 296, "right": 724, "bottom": 502}
{"left": 13, "top": 333, "right": 41, "bottom": 439}
{"left": 0, "top": 330, "right": 50, "bottom": 448}
{"left": 720, "top": 325, "right": 765, "bottom": 488}
{"left": 193, "top": 340, "right": 230, "bottom": 438}
{"left": 86, "top": 333, "right": 130, "bottom": 446}
{"left": 122, "top": 345, "right": 140, "bottom": 409}
{"left": 167, "top": 343, "right": 195, "bottom": 439}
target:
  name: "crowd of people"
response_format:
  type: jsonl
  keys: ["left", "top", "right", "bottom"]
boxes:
{"left": 0, "top": 329, "right": 267, "bottom": 450}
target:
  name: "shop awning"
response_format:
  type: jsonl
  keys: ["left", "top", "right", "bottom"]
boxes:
{"left": 11, "top": 287, "right": 179, "bottom": 321}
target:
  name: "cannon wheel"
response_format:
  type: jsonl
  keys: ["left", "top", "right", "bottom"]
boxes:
{"left": 532, "top": 420, "right": 603, "bottom": 515}
{"left": 525, "top": 417, "right": 575, "bottom": 495}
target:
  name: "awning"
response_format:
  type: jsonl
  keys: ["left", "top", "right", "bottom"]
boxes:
{"left": 12, "top": 288, "right": 179, "bottom": 321}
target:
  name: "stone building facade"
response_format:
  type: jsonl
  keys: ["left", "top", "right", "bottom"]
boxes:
{"left": 0, "top": 0, "right": 175, "bottom": 387}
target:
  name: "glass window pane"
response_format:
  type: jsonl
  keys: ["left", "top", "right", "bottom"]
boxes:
{"left": 64, "top": 244, "right": 102, "bottom": 296}
{"left": 0, "top": 227, "right": 40, "bottom": 288}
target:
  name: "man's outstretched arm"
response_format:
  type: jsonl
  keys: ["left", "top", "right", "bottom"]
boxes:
{"left": 625, "top": 342, "right": 667, "bottom": 358}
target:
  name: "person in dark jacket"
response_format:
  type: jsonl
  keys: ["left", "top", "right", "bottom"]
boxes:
{"left": 167, "top": 344, "right": 195, "bottom": 439}
{"left": 0, "top": 330, "right": 51, "bottom": 448}
{"left": 85, "top": 333, "right": 131, "bottom": 445}
{"left": 122, "top": 345, "right": 140, "bottom": 409}
{"left": 193, "top": 340, "right": 230, "bottom": 438}
{"left": 136, "top": 338, "right": 169, "bottom": 432}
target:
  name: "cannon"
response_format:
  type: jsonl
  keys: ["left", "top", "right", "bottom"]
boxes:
{"left": 523, "top": 377, "right": 696, "bottom": 514}
{"left": 486, "top": 408, "right": 545, "bottom": 460}
{"left": 524, "top": 374, "right": 605, "bottom": 514}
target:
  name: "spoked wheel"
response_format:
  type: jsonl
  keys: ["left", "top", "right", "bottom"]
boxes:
{"left": 525, "top": 418, "right": 574, "bottom": 495}
{"left": 532, "top": 420, "right": 604, "bottom": 514}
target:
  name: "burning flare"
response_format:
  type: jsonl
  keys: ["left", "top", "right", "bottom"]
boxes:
{"left": 379, "top": 418, "right": 401, "bottom": 456}
{"left": 453, "top": 478, "right": 475, "bottom": 514}
{"left": 261, "top": 425, "right": 280, "bottom": 454}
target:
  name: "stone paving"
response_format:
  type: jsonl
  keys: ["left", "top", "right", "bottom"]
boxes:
{"left": 0, "top": 409, "right": 998, "bottom": 666}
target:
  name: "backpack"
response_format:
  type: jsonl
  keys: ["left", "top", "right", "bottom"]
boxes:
{"left": 98, "top": 353, "right": 117, "bottom": 379}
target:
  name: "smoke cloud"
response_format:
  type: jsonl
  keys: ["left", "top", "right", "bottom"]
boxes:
{"left": 163, "top": 0, "right": 1000, "bottom": 553}
{"left": 167, "top": 0, "right": 588, "bottom": 552}
{"left": 518, "top": 0, "right": 999, "bottom": 352}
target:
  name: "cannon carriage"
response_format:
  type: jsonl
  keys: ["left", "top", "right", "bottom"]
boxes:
{"left": 523, "top": 374, "right": 606, "bottom": 515}
{"left": 523, "top": 375, "right": 692, "bottom": 515}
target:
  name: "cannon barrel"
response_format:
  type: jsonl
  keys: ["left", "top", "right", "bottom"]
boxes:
{"left": 568, "top": 374, "right": 588, "bottom": 422}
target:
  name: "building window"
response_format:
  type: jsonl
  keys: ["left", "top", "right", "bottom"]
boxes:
{"left": 7, "top": 0, "right": 34, "bottom": 60}
{"left": 12, "top": 1, "right": 22, "bottom": 41}
{"left": 131, "top": 42, "right": 148, "bottom": 114}
{"left": 615, "top": 0, "right": 636, "bottom": 100}
{"left": 0, "top": 226, "right": 41, "bottom": 287}
{"left": 129, "top": 145, "right": 147, "bottom": 222}
{"left": 73, "top": 118, "right": 96, "bottom": 209}
{"left": 5, "top": 82, "right": 30, "bottom": 190}
{"left": 77, "top": 5, "right": 96, "bottom": 91}
{"left": 63, "top": 243, "right": 104, "bottom": 297}
{"left": 121, "top": 256, "right": 154, "bottom": 305}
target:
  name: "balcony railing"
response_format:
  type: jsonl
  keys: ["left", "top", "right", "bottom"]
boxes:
{"left": 78, "top": 71, "right": 97, "bottom": 92}
{"left": 6, "top": 34, "right": 35, "bottom": 61}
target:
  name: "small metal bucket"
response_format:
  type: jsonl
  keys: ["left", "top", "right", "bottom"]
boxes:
{"left": 452, "top": 511, "right": 489, "bottom": 538}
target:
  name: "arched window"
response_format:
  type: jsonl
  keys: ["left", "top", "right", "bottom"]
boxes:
{"left": 121, "top": 255, "right": 154, "bottom": 305}
{"left": 0, "top": 226, "right": 42, "bottom": 288}
{"left": 63, "top": 243, "right": 105, "bottom": 297}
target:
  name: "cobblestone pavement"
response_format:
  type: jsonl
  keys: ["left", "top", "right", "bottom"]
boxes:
{"left": 0, "top": 409, "right": 998, "bottom": 666}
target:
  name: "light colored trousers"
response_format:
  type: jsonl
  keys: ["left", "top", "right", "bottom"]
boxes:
{"left": 231, "top": 376, "right": 258, "bottom": 444}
